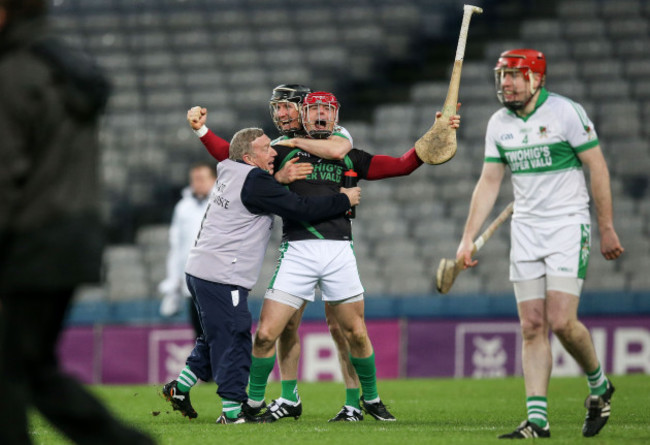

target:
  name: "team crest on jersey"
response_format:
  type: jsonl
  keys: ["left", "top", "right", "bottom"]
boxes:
{"left": 538, "top": 126, "right": 548, "bottom": 138}
{"left": 584, "top": 125, "right": 595, "bottom": 140}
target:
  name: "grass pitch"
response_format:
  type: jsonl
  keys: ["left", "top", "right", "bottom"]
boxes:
{"left": 30, "top": 374, "right": 649, "bottom": 444}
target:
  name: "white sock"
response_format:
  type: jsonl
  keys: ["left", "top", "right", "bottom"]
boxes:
{"left": 247, "top": 399, "right": 264, "bottom": 408}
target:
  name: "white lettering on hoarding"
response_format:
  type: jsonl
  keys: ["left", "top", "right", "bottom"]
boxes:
{"left": 472, "top": 336, "right": 507, "bottom": 377}
{"left": 614, "top": 328, "right": 650, "bottom": 374}
{"left": 456, "top": 324, "right": 650, "bottom": 378}
{"left": 164, "top": 342, "right": 195, "bottom": 382}
{"left": 455, "top": 322, "right": 522, "bottom": 378}
{"left": 148, "top": 329, "right": 195, "bottom": 384}
{"left": 551, "top": 328, "right": 607, "bottom": 376}
{"left": 302, "top": 333, "right": 343, "bottom": 382}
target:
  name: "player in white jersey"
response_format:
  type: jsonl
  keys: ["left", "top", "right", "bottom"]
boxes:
{"left": 455, "top": 49, "right": 624, "bottom": 439}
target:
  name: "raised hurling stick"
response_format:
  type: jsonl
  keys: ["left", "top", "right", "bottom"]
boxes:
{"left": 415, "top": 4, "right": 483, "bottom": 165}
{"left": 436, "top": 201, "right": 514, "bottom": 294}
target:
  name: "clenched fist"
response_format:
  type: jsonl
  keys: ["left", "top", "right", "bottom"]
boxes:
{"left": 187, "top": 106, "right": 208, "bottom": 130}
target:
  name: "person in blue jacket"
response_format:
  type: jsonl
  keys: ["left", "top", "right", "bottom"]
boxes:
{"left": 162, "top": 127, "right": 360, "bottom": 424}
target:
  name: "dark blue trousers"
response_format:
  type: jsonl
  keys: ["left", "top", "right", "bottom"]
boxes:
{"left": 185, "top": 274, "right": 252, "bottom": 402}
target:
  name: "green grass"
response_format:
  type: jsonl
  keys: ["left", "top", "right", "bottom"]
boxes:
{"left": 30, "top": 374, "right": 649, "bottom": 444}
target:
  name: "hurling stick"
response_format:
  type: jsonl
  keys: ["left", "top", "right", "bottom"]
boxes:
{"left": 415, "top": 4, "right": 483, "bottom": 165}
{"left": 436, "top": 201, "right": 513, "bottom": 294}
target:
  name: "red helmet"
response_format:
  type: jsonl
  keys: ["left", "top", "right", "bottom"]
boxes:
{"left": 301, "top": 91, "right": 340, "bottom": 139}
{"left": 303, "top": 91, "right": 339, "bottom": 110}
{"left": 495, "top": 48, "right": 546, "bottom": 76}
{"left": 494, "top": 49, "right": 546, "bottom": 111}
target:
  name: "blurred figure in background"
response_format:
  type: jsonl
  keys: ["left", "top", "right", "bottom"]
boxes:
{"left": 159, "top": 161, "right": 216, "bottom": 337}
{"left": 0, "top": 1, "right": 153, "bottom": 443}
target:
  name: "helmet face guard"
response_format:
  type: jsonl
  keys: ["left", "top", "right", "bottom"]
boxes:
{"left": 301, "top": 92, "right": 339, "bottom": 139}
{"left": 269, "top": 84, "right": 311, "bottom": 137}
{"left": 494, "top": 49, "right": 546, "bottom": 112}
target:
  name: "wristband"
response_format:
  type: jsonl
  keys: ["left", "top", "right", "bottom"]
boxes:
{"left": 193, "top": 125, "right": 209, "bottom": 138}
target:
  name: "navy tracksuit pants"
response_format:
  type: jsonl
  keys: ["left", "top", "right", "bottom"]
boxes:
{"left": 185, "top": 274, "right": 252, "bottom": 402}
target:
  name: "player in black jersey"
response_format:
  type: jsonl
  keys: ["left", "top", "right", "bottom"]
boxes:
{"left": 250, "top": 92, "right": 460, "bottom": 423}
{"left": 189, "top": 86, "right": 370, "bottom": 421}
{"left": 190, "top": 88, "right": 460, "bottom": 422}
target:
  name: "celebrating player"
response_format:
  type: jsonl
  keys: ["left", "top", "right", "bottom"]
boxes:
{"left": 455, "top": 49, "right": 624, "bottom": 439}
{"left": 162, "top": 128, "right": 360, "bottom": 424}
{"left": 191, "top": 86, "right": 459, "bottom": 422}
{"left": 185, "top": 85, "right": 371, "bottom": 421}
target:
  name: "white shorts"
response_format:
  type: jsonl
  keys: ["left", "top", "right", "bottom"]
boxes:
{"left": 513, "top": 275, "right": 584, "bottom": 302}
{"left": 510, "top": 221, "right": 591, "bottom": 282}
{"left": 267, "top": 239, "right": 364, "bottom": 303}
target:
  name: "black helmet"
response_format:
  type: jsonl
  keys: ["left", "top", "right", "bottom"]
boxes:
{"left": 270, "top": 84, "right": 312, "bottom": 104}
{"left": 269, "top": 84, "right": 312, "bottom": 137}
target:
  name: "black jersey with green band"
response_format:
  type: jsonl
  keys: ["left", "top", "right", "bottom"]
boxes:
{"left": 272, "top": 144, "right": 372, "bottom": 242}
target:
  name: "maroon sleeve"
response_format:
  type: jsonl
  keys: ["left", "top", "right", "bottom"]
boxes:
{"left": 200, "top": 129, "right": 230, "bottom": 162}
{"left": 365, "top": 147, "right": 423, "bottom": 180}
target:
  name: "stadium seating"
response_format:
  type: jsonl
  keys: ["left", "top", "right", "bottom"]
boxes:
{"left": 50, "top": 0, "right": 649, "bottom": 308}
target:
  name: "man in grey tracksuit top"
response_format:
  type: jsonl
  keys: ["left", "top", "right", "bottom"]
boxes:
{"left": 162, "top": 127, "right": 360, "bottom": 424}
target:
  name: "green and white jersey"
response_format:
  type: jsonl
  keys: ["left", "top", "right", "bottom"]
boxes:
{"left": 485, "top": 88, "right": 599, "bottom": 226}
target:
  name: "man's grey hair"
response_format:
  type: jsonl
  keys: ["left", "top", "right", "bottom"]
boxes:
{"left": 229, "top": 127, "right": 264, "bottom": 161}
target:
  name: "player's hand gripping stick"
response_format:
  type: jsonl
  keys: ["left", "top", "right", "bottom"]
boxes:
{"left": 436, "top": 201, "right": 514, "bottom": 294}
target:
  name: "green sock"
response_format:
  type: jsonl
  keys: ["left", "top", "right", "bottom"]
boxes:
{"left": 346, "top": 388, "right": 361, "bottom": 409}
{"left": 527, "top": 396, "right": 548, "bottom": 428}
{"left": 350, "top": 352, "right": 378, "bottom": 402}
{"left": 222, "top": 399, "right": 241, "bottom": 419}
{"left": 586, "top": 363, "right": 608, "bottom": 396}
{"left": 281, "top": 379, "right": 299, "bottom": 403}
{"left": 249, "top": 354, "right": 275, "bottom": 402}
{"left": 176, "top": 366, "right": 197, "bottom": 393}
